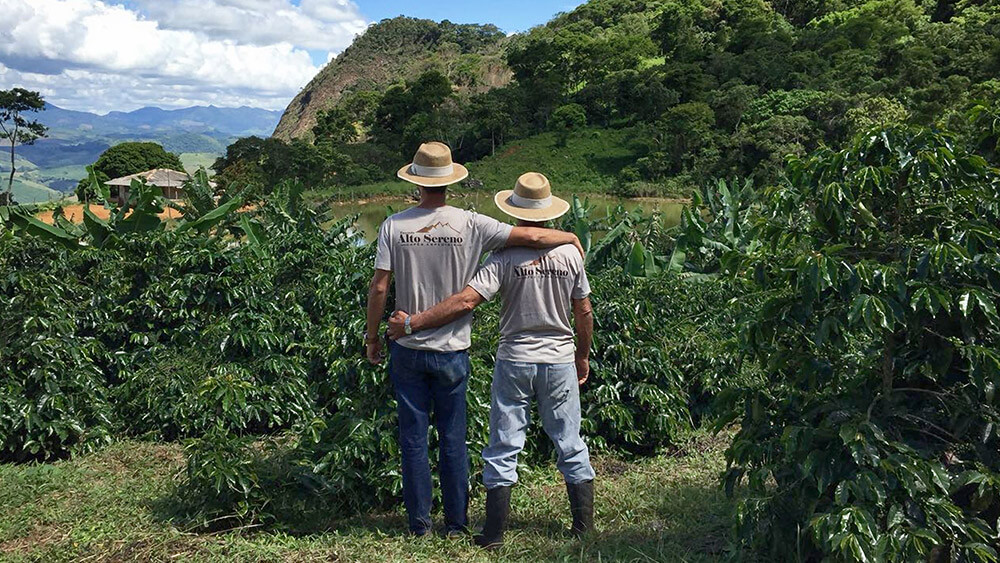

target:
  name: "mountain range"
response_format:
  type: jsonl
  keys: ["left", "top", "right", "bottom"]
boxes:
{"left": 5, "top": 104, "right": 282, "bottom": 203}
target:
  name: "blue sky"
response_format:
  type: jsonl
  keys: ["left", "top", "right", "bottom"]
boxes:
{"left": 357, "top": 1, "right": 583, "bottom": 33}
{"left": 1, "top": 0, "right": 585, "bottom": 113}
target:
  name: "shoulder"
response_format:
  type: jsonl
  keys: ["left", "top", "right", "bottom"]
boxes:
{"left": 552, "top": 243, "right": 584, "bottom": 265}
{"left": 484, "top": 248, "right": 511, "bottom": 264}
{"left": 386, "top": 207, "right": 422, "bottom": 222}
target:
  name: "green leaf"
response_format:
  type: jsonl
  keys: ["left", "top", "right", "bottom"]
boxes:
{"left": 239, "top": 215, "right": 268, "bottom": 258}
{"left": 82, "top": 206, "right": 111, "bottom": 248}
{"left": 626, "top": 240, "right": 646, "bottom": 277}
{"left": 8, "top": 208, "right": 79, "bottom": 248}
{"left": 176, "top": 196, "right": 243, "bottom": 234}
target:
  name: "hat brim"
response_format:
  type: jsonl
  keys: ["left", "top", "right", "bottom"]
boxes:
{"left": 494, "top": 190, "right": 571, "bottom": 222}
{"left": 397, "top": 163, "right": 469, "bottom": 187}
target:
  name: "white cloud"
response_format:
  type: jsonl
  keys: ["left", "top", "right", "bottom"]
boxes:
{"left": 127, "top": 0, "right": 369, "bottom": 51}
{"left": 0, "top": 0, "right": 370, "bottom": 113}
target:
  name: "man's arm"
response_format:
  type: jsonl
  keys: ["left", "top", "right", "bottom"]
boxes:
{"left": 573, "top": 296, "right": 594, "bottom": 385}
{"left": 364, "top": 269, "right": 392, "bottom": 364}
{"left": 507, "top": 227, "right": 585, "bottom": 257}
{"left": 387, "top": 286, "right": 486, "bottom": 340}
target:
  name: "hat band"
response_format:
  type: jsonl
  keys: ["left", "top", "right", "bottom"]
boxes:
{"left": 410, "top": 163, "right": 454, "bottom": 178}
{"left": 510, "top": 192, "right": 552, "bottom": 209}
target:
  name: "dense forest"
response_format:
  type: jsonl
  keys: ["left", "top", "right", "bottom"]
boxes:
{"left": 3, "top": 0, "right": 1000, "bottom": 561}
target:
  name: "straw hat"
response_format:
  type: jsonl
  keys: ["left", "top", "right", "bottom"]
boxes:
{"left": 494, "top": 172, "right": 570, "bottom": 222}
{"left": 397, "top": 142, "right": 469, "bottom": 187}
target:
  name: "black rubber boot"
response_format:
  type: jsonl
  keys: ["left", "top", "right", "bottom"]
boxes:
{"left": 474, "top": 485, "right": 512, "bottom": 549}
{"left": 566, "top": 480, "right": 595, "bottom": 536}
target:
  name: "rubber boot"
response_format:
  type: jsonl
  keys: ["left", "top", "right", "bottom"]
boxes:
{"left": 473, "top": 485, "right": 511, "bottom": 549}
{"left": 566, "top": 480, "right": 594, "bottom": 536}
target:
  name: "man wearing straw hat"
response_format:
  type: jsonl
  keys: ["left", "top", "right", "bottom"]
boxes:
{"left": 387, "top": 172, "right": 596, "bottom": 549}
{"left": 365, "top": 143, "right": 584, "bottom": 538}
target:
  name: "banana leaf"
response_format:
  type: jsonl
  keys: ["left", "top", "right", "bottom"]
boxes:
{"left": 86, "top": 165, "right": 111, "bottom": 204}
{"left": 626, "top": 240, "right": 646, "bottom": 277}
{"left": 83, "top": 206, "right": 112, "bottom": 248}
{"left": 176, "top": 196, "right": 243, "bottom": 234}
{"left": 8, "top": 207, "right": 79, "bottom": 248}
{"left": 239, "top": 215, "right": 268, "bottom": 258}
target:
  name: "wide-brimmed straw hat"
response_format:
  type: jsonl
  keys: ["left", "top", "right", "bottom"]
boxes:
{"left": 494, "top": 172, "right": 570, "bottom": 222}
{"left": 397, "top": 142, "right": 469, "bottom": 187}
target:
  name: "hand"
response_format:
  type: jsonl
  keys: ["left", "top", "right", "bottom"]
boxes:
{"left": 575, "top": 356, "right": 590, "bottom": 385}
{"left": 387, "top": 310, "right": 410, "bottom": 341}
{"left": 571, "top": 235, "right": 586, "bottom": 259}
{"left": 366, "top": 338, "right": 384, "bottom": 365}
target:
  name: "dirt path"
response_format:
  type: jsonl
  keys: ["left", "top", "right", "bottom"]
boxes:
{"left": 35, "top": 203, "right": 184, "bottom": 225}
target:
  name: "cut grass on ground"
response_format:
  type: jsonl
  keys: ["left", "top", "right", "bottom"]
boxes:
{"left": 0, "top": 431, "right": 736, "bottom": 562}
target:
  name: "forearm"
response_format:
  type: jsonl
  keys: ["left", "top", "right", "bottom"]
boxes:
{"left": 508, "top": 226, "right": 577, "bottom": 249}
{"left": 411, "top": 288, "right": 483, "bottom": 332}
{"left": 575, "top": 315, "right": 593, "bottom": 359}
{"left": 365, "top": 284, "right": 389, "bottom": 341}
{"left": 573, "top": 300, "right": 594, "bottom": 359}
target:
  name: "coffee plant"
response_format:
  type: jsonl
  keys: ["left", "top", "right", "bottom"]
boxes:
{"left": 723, "top": 127, "right": 1000, "bottom": 561}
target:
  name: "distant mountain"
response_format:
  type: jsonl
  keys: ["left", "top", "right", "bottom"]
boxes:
{"left": 273, "top": 17, "right": 512, "bottom": 141}
{"left": 43, "top": 104, "right": 283, "bottom": 140}
{"left": 7, "top": 104, "right": 283, "bottom": 202}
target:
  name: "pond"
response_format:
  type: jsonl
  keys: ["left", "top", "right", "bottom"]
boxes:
{"left": 321, "top": 191, "right": 686, "bottom": 242}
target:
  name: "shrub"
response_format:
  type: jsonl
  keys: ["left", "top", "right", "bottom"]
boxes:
{"left": 0, "top": 238, "right": 113, "bottom": 462}
{"left": 723, "top": 127, "right": 1000, "bottom": 560}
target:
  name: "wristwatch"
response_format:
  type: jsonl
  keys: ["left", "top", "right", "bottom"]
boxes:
{"left": 404, "top": 316, "right": 413, "bottom": 335}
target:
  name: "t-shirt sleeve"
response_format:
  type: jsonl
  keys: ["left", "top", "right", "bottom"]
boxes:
{"left": 374, "top": 219, "right": 392, "bottom": 271}
{"left": 472, "top": 212, "right": 514, "bottom": 252}
{"left": 468, "top": 254, "right": 503, "bottom": 301}
{"left": 572, "top": 253, "right": 591, "bottom": 300}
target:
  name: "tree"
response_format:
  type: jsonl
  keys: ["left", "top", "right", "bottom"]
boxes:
{"left": 312, "top": 107, "right": 359, "bottom": 147}
{"left": 76, "top": 142, "right": 184, "bottom": 202}
{"left": 0, "top": 89, "right": 47, "bottom": 205}
{"left": 370, "top": 70, "right": 456, "bottom": 156}
{"left": 548, "top": 103, "right": 588, "bottom": 147}
{"left": 845, "top": 96, "right": 909, "bottom": 135}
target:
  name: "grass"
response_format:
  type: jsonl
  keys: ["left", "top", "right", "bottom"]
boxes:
{"left": 305, "top": 127, "right": 649, "bottom": 204}
{"left": 179, "top": 153, "right": 220, "bottom": 175}
{"left": 7, "top": 177, "right": 62, "bottom": 204}
{"left": 38, "top": 164, "right": 87, "bottom": 181}
{"left": 466, "top": 128, "right": 641, "bottom": 194}
{"left": 0, "top": 431, "right": 736, "bottom": 562}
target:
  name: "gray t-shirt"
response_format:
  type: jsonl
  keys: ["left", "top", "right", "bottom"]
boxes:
{"left": 468, "top": 244, "right": 590, "bottom": 364}
{"left": 375, "top": 205, "right": 513, "bottom": 351}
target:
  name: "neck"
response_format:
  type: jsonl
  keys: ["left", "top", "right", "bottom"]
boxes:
{"left": 517, "top": 220, "right": 546, "bottom": 228}
{"left": 418, "top": 188, "right": 447, "bottom": 208}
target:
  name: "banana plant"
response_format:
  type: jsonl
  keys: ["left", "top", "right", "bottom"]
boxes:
{"left": 2, "top": 165, "right": 243, "bottom": 248}
{"left": 671, "top": 178, "right": 761, "bottom": 277}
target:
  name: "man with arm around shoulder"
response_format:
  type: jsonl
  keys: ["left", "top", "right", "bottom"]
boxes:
{"left": 388, "top": 172, "right": 596, "bottom": 548}
{"left": 364, "top": 144, "right": 583, "bottom": 537}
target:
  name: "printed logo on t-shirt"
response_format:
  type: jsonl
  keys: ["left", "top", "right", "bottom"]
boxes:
{"left": 514, "top": 254, "right": 570, "bottom": 278}
{"left": 399, "top": 220, "right": 465, "bottom": 246}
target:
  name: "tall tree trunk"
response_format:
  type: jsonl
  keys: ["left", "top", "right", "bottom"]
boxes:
{"left": 6, "top": 122, "right": 17, "bottom": 200}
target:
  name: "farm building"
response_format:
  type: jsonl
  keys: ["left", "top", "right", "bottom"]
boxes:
{"left": 105, "top": 168, "right": 195, "bottom": 205}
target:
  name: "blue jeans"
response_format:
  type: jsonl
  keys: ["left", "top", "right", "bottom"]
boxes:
{"left": 389, "top": 342, "right": 470, "bottom": 534}
{"left": 482, "top": 360, "right": 595, "bottom": 489}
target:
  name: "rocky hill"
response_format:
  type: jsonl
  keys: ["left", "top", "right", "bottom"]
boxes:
{"left": 272, "top": 17, "right": 512, "bottom": 141}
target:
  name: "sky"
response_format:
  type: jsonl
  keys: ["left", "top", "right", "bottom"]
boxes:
{"left": 0, "top": 0, "right": 585, "bottom": 115}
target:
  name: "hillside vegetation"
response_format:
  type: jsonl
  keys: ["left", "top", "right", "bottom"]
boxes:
{"left": 272, "top": 18, "right": 512, "bottom": 141}
{"left": 245, "top": 0, "right": 999, "bottom": 201}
